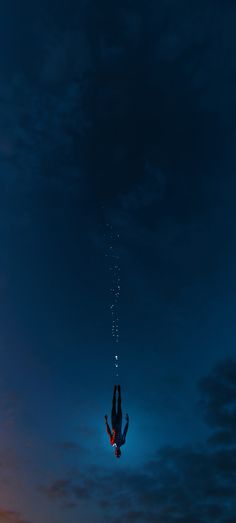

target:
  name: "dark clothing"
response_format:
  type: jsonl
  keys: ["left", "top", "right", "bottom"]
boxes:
{"left": 105, "top": 386, "right": 129, "bottom": 448}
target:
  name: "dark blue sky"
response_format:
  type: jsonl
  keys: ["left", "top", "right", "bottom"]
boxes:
{"left": 0, "top": 1, "right": 236, "bottom": 522}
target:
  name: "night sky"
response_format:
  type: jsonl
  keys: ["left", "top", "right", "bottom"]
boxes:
{"left": 1, "top": 1, "right": 236, "bottom": 522}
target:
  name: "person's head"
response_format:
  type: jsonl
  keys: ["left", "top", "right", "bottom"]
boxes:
{"left": 115, "top": 447, "right": 121, "bottom": 458}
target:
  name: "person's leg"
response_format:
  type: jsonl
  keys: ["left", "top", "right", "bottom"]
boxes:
{"left": 111, "top": 385, "right": 117, "bottom": 429}
{"left": 117, "top": 385, "right": 122, "bottom": 433}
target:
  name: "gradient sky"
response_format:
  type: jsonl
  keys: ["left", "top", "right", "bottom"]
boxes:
{"left": 0, "top": 1, "right": 236, "bottom": 522}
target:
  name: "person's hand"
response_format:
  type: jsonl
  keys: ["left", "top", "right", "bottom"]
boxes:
{"left": 104, "top": 414, "right": 108, "bottom": 422}
{"left": 125, "top": 413, "right": 129, "bottom": 422}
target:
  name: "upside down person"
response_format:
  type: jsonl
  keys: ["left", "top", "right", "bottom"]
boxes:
{"left": 104, "top": 385, "right": 129, "bottom": 458}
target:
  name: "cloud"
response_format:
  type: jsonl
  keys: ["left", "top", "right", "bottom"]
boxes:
{"left": 56, "top": 441, "right": 90, "bottom": 454}
{"left": 199, "top": 358, "right": 236, "bottom": 437}
{"left": 39, "top": 358, "right": 236, "bottom": 522}
{"left": 1, "top": 0, "right": 235, "bottom": 278}
{"left": 2, "top": 0, "right": 232, "bottom": 216}
{"left": 0, "top": 390, "right": 21, "bottom": 429}
{"left": 119, "top": 163, "right": 166, "bottom": 212}
{"left": 0, "top": 25, "right": 90, "bottom": 226}
{"left": 40, "top": 479, "right": 72, "bottom": 500}
{"left": 80, "top": 0, "right": 234, "bottom": 207}
{"left": 0, "top": 508, "right": 30, "bottom": 523}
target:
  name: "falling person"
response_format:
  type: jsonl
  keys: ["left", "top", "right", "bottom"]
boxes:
{"left": 104, "top": 385, "right": 129, "bottom": 458}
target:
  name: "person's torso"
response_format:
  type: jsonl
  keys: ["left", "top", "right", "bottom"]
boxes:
{"left": 110, "top": 430, "right": 125, "bottom": 447}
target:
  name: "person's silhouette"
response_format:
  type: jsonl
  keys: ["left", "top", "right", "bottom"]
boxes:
{"left": 105, "top": 385, "right": 129, "bottom": 458}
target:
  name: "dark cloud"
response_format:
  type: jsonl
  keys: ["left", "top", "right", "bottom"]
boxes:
{"left": 80, "top": 0, "right": 235, "bottom": 208}
{"left": 199, "top": 359, "right": 236, "bottom": 437}
{"left": 40, "top": 479, "right": 72, "bottom": 500}
{"left": 0, "top": 390, "right": 20, "bottom": 429}
{"left": 0, "top": 0, "right": 235, "bottom": 319}
{"left": 56, "top": 441, "right": 90, "bottom": 453}
{"left": 1, "top": 0, "right": 235, "bottom": 217}
{"left": 208, "top": 430, "right": 236, "bottom": 447}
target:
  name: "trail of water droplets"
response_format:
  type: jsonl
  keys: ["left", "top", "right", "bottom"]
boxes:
{"left": 105, "top": 223, "right": 120, "bottom": 377}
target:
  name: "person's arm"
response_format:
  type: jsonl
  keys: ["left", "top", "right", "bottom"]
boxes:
{"left": 104, "top": 415, "right": 112, "bottom": 440}
{"left": 122, "top": 414, "right": 129, "bottom": 440}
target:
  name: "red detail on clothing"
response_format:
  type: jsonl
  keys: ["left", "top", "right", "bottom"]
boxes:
{"left": 110, "top": 431, "right": 116, "bottom": 445}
